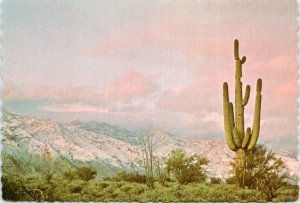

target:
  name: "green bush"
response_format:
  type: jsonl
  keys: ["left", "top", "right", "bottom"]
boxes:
{"left": 67, "top": 180, "right": 87, "bottom": 193}
{"left": 225, "top": 175, "right": 236, "bottom": 185}
{"left": 77, "top": 166, "right": 97, "bottom": 181}
{"left": 81, "top": 181, "right": 106, "bottom": 199}
{"left": 114, "top": 171, "right": 146, "bottom": 183}
{"left": 62, "top": 168, "right": 78, "bottom": 181}
{"left": 165, "top": 149, "right": 209, "bottom": 184}
{"left": 274, "top": 185, "right": 299, "bottom": 202}
{"left": 210, "top": 177, "right": 222, "bottom": 184}
{"left": 2, "top": 175, "right": 29, "bottom": 201}
{"left": 229, "top": 144, "right": 291, "bottom": 201}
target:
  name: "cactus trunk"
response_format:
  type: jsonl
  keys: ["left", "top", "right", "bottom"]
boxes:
{"left": 235, "top": 61, "right": 245, "bottom": 142}
{"left": 222, "top": 39, "right": 262, "bottom": 184}
{"left": 235, "top": 148, "right": 246, "bottom": 172}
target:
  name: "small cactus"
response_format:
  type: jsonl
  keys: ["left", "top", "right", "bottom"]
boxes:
{"left": 222, "top": 39, "right": 262, "bottom": 174}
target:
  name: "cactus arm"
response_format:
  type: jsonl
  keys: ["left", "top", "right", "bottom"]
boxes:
{"left": 233, "top": 127, "right": 242, "bottom": 147}
{"left": 223, "top": 82, "right": 237, "bottom": 151}
{"left": 234, "top": 39, "right": 240, "bottom": 60}
{"left": 242, "top": 85, "right": 250, "bottom": 106}
{"left": 247, "top": 79, "right": 262, "bottom": 150}
{"left": 234, "top": 39, "right": 247, "bottom": 142}
{"left": 242, "top": 127, "right": 251, "bottom": 148}
{"left": 234, "top": 39, "right": 246, "bottom": 64}
{"left": 241, "top": 56, "right": 246, "bottom": 64}
{"left": 229, "top": 102, "right": 235, "bottom": 129}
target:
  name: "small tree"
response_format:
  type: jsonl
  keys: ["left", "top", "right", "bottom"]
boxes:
{"left": 76, "top": 166, "right": 97, "bottom": 181}
{"left": 62, "top": 168, "right": 78, "bottom": 181}
{"left": 138, "top": 124, "right": 155, "bottom": 188}
{"left": 165, "top": 149, "right": 209, "bottom": 185}
{"left": 229, "top": 144, "right": 289, "bottom": 201}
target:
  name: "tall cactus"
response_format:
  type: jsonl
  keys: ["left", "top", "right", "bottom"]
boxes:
{"left": 223, "top": 39, "right": 262, "bottom": 174}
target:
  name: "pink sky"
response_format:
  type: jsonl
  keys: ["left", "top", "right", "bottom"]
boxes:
{"left": 2, "top": 0, "right": 298, "bottom": 150}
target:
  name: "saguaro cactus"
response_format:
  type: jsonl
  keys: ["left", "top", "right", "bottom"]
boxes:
{"left": 223, "top": 39, "right": 262, "bottom": 174}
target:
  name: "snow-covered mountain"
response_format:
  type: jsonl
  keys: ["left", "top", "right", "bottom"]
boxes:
{"left": 1, "top": 112, "right": 298, "bottom": 179}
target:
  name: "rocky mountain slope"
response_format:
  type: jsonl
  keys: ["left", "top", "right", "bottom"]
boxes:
{"left": 1, "top": 112, "right": 298, "bottom": 179}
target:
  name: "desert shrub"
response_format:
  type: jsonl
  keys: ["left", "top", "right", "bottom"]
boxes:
{"left": 59, "top": 192, "right": 89, "bottom": 201}
{"left": 210, "top": 177, "right": 222, "bottom": 184}
{"left": 67, "top": 180, "right": 87, "bottom": 193}
{"left": 165, "top": 149, "right": 209, "bottom": 184}
{"left": 62, "top": 168, "right": 78, "bottom": 181}
{"left": 206, "top": 183, "right": 264, "bottom": 202}
{"left": 76, "top": 166, "right": 97, "bottom": 181}
{"left": 2, "top": 175, "right": 29, "bottom": 201}
{"left": 110, "top": 189, "right": 130, "bottom": 201}
{"left": 225, "top": 175, "right": 236, "bottom": 184}
{"left": 130, "top": 183, "right": 147, "bottom": 195}
{"left": 117, "top": 182, "right": 147, "bottom": 201}
{"left": 81, "top": 181, "right": 102, "bottom": 198}
{"left": 81, "top": 180, "right": 113, "bottom": 201}
{"left": 99, "top": 181, "right": 111, "bottom": 189}
{"left": 114, "top": 171, "right": 146, "bottom": 183}
{"left": 82, "top": 186, "right": 98, "bottom": 198}
{"left": 182, "top": 184, "right": 209, "bottom": 201}
{"left": 99, "top": 182, "right": 126, "bottom": 200}
{"left": 102, "top": 181, "right": 121, "bottom": 192}
{"left": 151, "top": 185, "right": 179, "bottom": 201}
{"left": 273, "top": 185, "right": 299, "bottom": 202}
{"left": 1, "top": 175, "right": 61, "bottom": 201}
{"left": 102, "top": 176, "right": 112, "bottom": 181}
{"left": 234, "top": 188, "right": 262, "bottom": 201}
{"left": 154, "top": 158, "right": 168, "bottom": 186}
{"left": 230, "top": 144, "right": 290, "bottom": 201}
{"left": 120, "top": 184, "right": 134, "bottom": 193}
{"left": 170, "top": 183, "right": 185, "bottom": 199}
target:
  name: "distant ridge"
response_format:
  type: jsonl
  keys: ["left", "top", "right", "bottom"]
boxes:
{"left": 2, "top": 112, "right": 298, "bottom": 179}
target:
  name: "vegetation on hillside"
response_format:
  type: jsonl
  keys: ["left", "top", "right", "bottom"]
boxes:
{"left": 1, "top": 144, "right": 298, "bottom": 202}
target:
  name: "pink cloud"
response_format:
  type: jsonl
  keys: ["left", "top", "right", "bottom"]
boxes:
{"left": 157, "top": 79, "right": 222, "bottom": 113}
{"left": 39, "top": 103, "right": 109, "bottom": 113}
{"left": 272, "top": 81, "right": 297, "bottom": 97}
{"left": 100, "top": 70, "right": 158, "bottom": 102}
{"left": 86, "top": 10, "right": 229, "bottom": 59}
{"left": 244, "top": 55, "right": 298, "bottom": 120}
{"left": 88, "top": 8, "right": 296, "bottom": 70}
{"left": 2, "top": 81, "right": 99, "bottom": 104}
{"left": 88, "top": 17, "right": 232, "bottom": 66}
{"left": 202, "top": 111, "right": 223, "bottom": 123}
{"left": 179, "top": 111, "right": 223, "bottom": 135}
{"left": 260, "top": 116, "right": 297, "bottom": 142}
{"left": 248, "top": 55, "right": 297, "bottom": 81}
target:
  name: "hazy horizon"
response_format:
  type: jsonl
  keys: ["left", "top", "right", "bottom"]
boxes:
{"left": 2, "top": 0, "right": 298, "bottom": 150}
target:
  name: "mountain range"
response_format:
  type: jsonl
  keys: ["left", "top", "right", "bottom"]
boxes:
{"left": 1, "top": 112, "right": 298, "bottom": 180}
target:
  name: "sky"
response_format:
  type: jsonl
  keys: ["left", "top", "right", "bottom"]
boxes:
{"left": 2, "top": 0, "right": 298, "bottom": 150}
